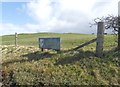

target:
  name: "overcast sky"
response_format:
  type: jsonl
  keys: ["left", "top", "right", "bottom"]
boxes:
{"left": 0, "top": 0, "right": 120, "bottom": 35}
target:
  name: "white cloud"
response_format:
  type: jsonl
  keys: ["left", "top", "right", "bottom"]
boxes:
{"left": 0, "top": 23, "right": 21, "bottom": 35}
{"left": 25, "top": 0, "right": 119, "bottom": 34}
{"left": 60, "top": 0, "right": 95, "bottom": 13}
{"left": 1, "top": 0, "right": 120, "bottom": 35}
{"left": 0, "top": 23, "right": 41, "bottom": 35}
{"left": 26, "top": 0, "right": 53, "bottom": 23}
{"left": 24, "top": 0, "right": 95, "bottom": 33}
{"left": 91, "top": 0, "right": 119, "bottom": 18}
{"left": 1, "top": 0, "right": 30, "bottom": 2}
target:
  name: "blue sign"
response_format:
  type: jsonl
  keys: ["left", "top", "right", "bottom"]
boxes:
{"left": 39, "top": 38, "right": 60, "bottom": 50}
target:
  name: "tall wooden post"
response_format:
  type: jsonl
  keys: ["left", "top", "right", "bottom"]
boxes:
{"left": 118, "top": 17, "right": 120, "bottom": 51}
{"left": 15, "top": 32, "right": 17, "bottom": 47}
{"left": 118, "top": 1, "right": 120, "bottom": 51}
{"left": 0, "top": 35, "right": 1, "bottom": 82}
{"left": 96, "top": 22, "right": 104, "bottom": 57}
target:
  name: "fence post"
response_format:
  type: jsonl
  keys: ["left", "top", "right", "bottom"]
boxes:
{"left": 118, "top": 1, "right": 120, "bottom": 51}
{"left": 96, "top": 22, "right": 104, "bottom": 57}
{"left": 15, "top": 32, "right": 17, "bottom": 47}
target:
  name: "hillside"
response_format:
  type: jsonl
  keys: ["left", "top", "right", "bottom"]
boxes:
{"left": 1, "top": 33, "right": 120, "bottom": 86}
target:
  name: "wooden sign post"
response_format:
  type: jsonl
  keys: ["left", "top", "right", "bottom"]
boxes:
{"left": 15, "top": 32, "right": 17, "bottom": 47}
{"left": 96, "top": 22, "right": 104, "bottom": 57}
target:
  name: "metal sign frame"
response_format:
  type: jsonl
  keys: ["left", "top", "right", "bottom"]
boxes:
{"left": 39, "top": 38, "right": 60, "bottom": 51}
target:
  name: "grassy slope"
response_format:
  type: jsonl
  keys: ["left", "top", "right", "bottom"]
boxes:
{"left": 1, "top": 33, "right": 120, "bottom": 85}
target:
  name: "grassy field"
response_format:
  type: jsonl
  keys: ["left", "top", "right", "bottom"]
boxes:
{"left": 2, "top": 33, "right": 97, "bottom": 49}
{"left": 1, "top": 33, "right": 120, "bottom": 86}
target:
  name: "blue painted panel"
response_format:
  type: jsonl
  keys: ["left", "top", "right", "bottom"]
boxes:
{"left": 39, "top": 38, "right": 60, "bottom": 50}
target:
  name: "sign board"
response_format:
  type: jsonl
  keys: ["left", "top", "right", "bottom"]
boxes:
{"left": 39, "top": 38, "right": 60, "bottom": 50}
{"left": 118, "top": 1, "right": 120, "bottom": 16}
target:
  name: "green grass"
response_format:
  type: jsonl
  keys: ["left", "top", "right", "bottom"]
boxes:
{"left": 2, "top": 33, "right": 97, "bottom": 49}
{"left": 1, "top": 33, "right": 120, "bottom": 86}
{"left": 1, "top": 33, "right": 117, "bottom": 50}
